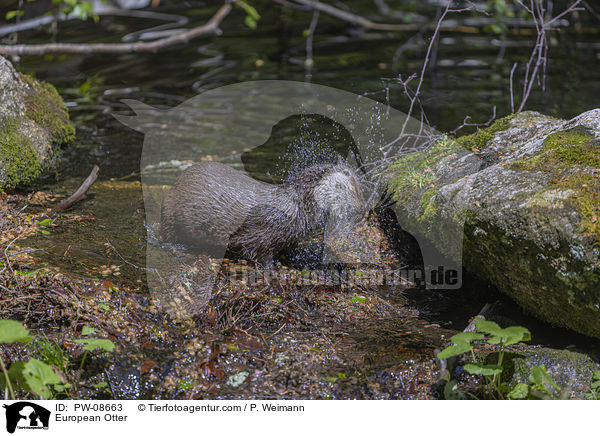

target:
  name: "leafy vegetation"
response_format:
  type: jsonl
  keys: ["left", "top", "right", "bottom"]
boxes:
{"left": 584, "top": 369, "right": 600, "bottom": 400}
{"left": 74, "top": 326, "right": 116, "bottom": 370}
{"left": 6, "top": 0, "right": 101, "bottom": 23}
{"left": 0, "top": 319, "right": 114, "bottom": 399}
{"left": 236, "top": 1, "right": 261, "bottom": 29}
{"left": 438, "top": 318, "right": 566, "bottom": 399}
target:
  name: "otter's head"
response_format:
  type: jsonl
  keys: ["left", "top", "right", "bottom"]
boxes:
{"left": 313, "top": 165, "right": 366, "bottom": 227}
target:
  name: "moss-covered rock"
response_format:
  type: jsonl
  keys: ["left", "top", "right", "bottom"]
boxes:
{"left": 20, "top": 73, "right": 75, "bottom": 146}
{"left": 0, "top": 120, "right": 42, "bottom": 187}
{"left": 504, "top": 346, "right": 599, "bottom": 399}
{"left": 0, "top": 56, "right": 74, "bottom": 189}
{"left": 386, "top": 110, "right": 600, "bottom": 338}
{"left": 455, "top": 114, "right": 516, "bottom": 151}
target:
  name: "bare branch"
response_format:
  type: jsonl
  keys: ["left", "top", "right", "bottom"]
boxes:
{"left": 450, "top": 106, "right": 497, "bottom": 136}
{"left": 0, "top": 3, "right": 231, "bottom": 56}
{"left": 289, "top": 0, "right": 417, "bottom": 31}
{"left": 509, "top": 62, "right": 518, "bottom": 113}
{"left": 304, "top": 9, "right": 320, "bottom": 80}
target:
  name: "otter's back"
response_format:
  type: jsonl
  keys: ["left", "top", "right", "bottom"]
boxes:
{"left": 160, "top": 162, "right": 273, "bottom": 247}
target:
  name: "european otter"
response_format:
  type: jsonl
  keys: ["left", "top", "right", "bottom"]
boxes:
{"left": 160, "top": 161, "right": 366, "bottom": 264}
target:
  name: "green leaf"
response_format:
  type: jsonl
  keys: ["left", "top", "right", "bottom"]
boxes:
{"left": 238, "top": 1, "right": 260, "bottom": 20}
{"left": 81, "top": 325, "right": 96, "bottom": 336}
{"left": 437, "top": 342, "right": 474, "bottom": 359}
{"left": 0, "top": 361, "right": 29, "bottom": 391}
{"left": 437, "top": 332, "right": 483, "bottom": 359}
{"left": 475, "top": 318, "right": 530, "bottom": 345}
{"left": 237, "top": 1, "right": 260, "bottom": 29}
{"left": 443, "top": 380, "right": 461, "bottom": 400}
{"left": 489, "top": 23, "right": 503, "bottom": 34}
{"left": 350, "top": 295, "right": 366, "bottom": 303}
{"left": 6, "top": 10, "right": 24, "bottom": 20}
{"left": 245, "top": 16, "right": 257, "bottom": 30}
{"left": 502, "top": 326, "right": 531, "bottom": 345}
{"left": 36, "top": 218, "right": 52, "bottom": 227}
{"left": 529, "top": 364, "right": 560, "bottom": 392}
{"left": 22, "top": 359, "right": 61, "bottom": 399}
{"left": 94, "top": 381, "right": 108, "bottom": 388}
{"left": 74, "top": 338, "right": 115, "bottom": 353}
{"left": 449, "top": 331, "right": 485, "bottom": 345}
{"left": 73, "top": 2, "right": 94, "bottom": 21}
{"left": 53, "top": 382, "right": 71, "bottom": 393}
{"left": 474, "top": 318, "right": 503, "bottom": 336}
{"left": 0, "top": 320, "right": 32, "bottom": 344}
{"left": 508, "top": 383, "right": 529, "bottom": 399}
{"left": 463, "top": 363, "right": 503, "bottom": 376}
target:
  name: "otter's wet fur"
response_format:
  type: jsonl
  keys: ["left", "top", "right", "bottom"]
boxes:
{"left": 160, "top": 161, "right": 365, "bottom": 264}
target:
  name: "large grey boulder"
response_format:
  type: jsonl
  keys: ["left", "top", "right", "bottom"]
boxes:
{"left": 0, "top": 55, "right": 74, "bottom": 189}
{"left": 387, "top": 110, "right": 600, "bottom": 338}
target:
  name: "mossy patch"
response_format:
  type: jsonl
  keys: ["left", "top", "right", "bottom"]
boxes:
{"left": 388, "top": 135, "right": 458, "bottom": 201}
{"left": 511, "top": 129, "right": 600, "bottom": 172}
{"left": 455, "top": 114, "right": 516, "bottom": 151}
{"left": 420, "top": 188, "right": 439, "bottom": 222}
{"left": 0, "top": 119, "right": 42, "bottom": 188}
{"left": 20, "top": 73, "right": 75, "bottom": 146}
{"left": 552, "top": 173, "right": 600, "bottom": 244}
{"left": 509, "top": 128, "right": 599, "bottom": 244}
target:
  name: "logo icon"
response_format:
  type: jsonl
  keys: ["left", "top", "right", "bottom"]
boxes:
{"left": 3, "top": 402, "right": 50, "bottom": 434}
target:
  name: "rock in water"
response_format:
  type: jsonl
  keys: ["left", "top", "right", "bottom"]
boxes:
{"left": 387, "top": 109, "right": 600, "bottom": 338}
{"left": 0, "top": 55, "right": 74, "bottom": 189}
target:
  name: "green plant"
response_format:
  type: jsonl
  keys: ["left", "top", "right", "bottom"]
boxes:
{"left": 5, "top": 10, "right": 24, "bottom": 21}
{"left": 236, "top": 1, "right": 260, "bottom": 29}
{"left": 584, "top": 369, "right": 600, "bottom": 400}
{"left": 0, "top": 319, "right": 68, "bottom": 400}
{"left": 51, "top": 0, "right": 101, "bottom": 22}
{"left": 63, "top": 76, "right": 105, "bottom": 104}
{"left": 34, "top": 336, "right": 70, "bottom": 374}
{"left": 350, "top": 295, "right": 366, "bottom": 303}
{"left": 438, "top": 318, "right": 531, "bottom": 399}
{"left": 74, "top": 325, "right": 115, "bottom": 370}
{"left": 507, "top": 364, "right": 561, "bottom": 399}
{"left": 483, "top": 0, "right": 516, "bottom": 34}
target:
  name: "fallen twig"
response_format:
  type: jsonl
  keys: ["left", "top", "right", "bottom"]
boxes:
{"left": 51, "top": 165, "right": 100, "bottom": 214}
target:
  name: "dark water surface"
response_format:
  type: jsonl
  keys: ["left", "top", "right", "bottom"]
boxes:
{"left": 11, "top": 0, "right": 600, "bottom": 179}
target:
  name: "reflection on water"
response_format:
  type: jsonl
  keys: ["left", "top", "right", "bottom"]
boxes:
{"left": 13, "top": 0, "right": 600, "bottom": 180}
